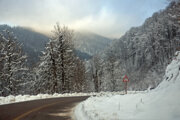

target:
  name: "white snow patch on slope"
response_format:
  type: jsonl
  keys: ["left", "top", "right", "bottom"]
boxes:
{"left": 74, "top": 51, "right": 180, "bottom": 120}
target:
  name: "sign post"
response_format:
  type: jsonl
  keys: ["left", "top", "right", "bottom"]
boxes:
{"left": 123, "top": 75, "right": 129, "bottom": 94}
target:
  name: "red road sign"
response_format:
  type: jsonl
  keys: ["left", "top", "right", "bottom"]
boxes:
{"left": 123, "top": 75, "right": 129, "bottom": 82}
{"left": 123, "top": 75, "right": 129, "bottom": 94}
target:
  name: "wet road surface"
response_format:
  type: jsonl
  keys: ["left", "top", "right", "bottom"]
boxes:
{"left": 0, "top": 96, "right": 89, "bottom": 120}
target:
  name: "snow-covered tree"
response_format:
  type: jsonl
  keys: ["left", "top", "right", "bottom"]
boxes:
{"left": 37, "top": 24, "right": 86, "bottom": 93}
{"left": 106, "top": 49, "right": 116, "bottom": 91}
{"left": 35, "top": 41, "right": 58, "bottom": 94}
{"left": 72, "top": 58, "right": 86, "bottom": 92}
{"left": 0, "top": 30, "right": 27, "bottom": 96}
{"left": 91, "top": 55, "right": 102, "bottom": 92}
{"left": 52, "top": 24, "right": 76, "bottom": 93}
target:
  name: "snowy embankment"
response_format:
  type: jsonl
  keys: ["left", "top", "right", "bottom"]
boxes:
{"left": 74, "top": 51, "right": 180, "bottom": 120}
{"left": 0, "top": 91, "right": 142, "bottom": 105}
{"left": 0, "top": 92, "right": 95, "bottom": 105}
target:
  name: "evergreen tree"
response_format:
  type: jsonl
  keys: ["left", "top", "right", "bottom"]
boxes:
{"left": 72, "top": 58, "right": 86, "bottom": 92}
{"left": 37, "top": 24, "right": 86, "bottom": 93}
{"left": 0, "top": 30, "right": 27, "bottom": 96}
{"left": 36, "top": 41, "right": 58, "bottom": 94}
{"left": 52, "top": 24, "right": 75, "bottom": 93}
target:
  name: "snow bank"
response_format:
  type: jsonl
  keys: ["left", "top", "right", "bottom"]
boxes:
{"left": 0, "top": 91, "right": 144, "bottom": 105}
{"left": 0, "top": 93, "right": 94, "bottom": 105}
{"left": 74, "top": 51, "right": 180, "bottom": 120}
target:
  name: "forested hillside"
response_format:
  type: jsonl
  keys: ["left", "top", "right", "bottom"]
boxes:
{"left": 0, "top": 25, "right": 48, "bottom": 66}
{"left": 74, "top": 31, "right": 112, "bottom": 56}
{"left": 0, "top": 25, "right": 87, "bottom": 95}
{"left": 0, "top": 25, "right": 111, "bottom": 65}
{"left": 87, "top": 1, "right": 180, "bottom": 91}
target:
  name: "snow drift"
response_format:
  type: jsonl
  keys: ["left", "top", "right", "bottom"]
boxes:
{"left": 0, "top": 93, "right": 95, "bottom": 105}
{"left": 74, "top": 51, "right": 180, "bottom": 120}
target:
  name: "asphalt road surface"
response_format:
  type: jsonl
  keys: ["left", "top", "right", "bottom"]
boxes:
{"left": 0, "top": 96, "right": 89, "bottom": 120}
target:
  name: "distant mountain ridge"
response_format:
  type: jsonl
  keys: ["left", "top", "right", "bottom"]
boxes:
{"left": 0, "top": 25, "right": 112, "bottom": 66}
{"left": 74, "top": 31, "right": 112, "bottom": 56}
{"left": 0, "top": 25, "right": 49, "bottom": 66}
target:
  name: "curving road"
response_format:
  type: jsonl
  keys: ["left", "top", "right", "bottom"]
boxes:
{"left": 0, "top": 96, "right": 89, "bottom": 120}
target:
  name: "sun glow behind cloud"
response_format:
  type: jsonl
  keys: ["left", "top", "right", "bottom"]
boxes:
{"left": 0, "top": 0, "right": 167, "bottom": 38}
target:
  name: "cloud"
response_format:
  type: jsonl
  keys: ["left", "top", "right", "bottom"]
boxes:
{"left": 0, "top": 0, "right": 167, "bottom": 38}
{"left": 69, "top": 7, "right": 118, "bottom": 37}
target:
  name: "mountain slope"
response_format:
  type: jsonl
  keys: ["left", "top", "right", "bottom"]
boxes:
{"left": 0, "top": 25, "right": 49, "bottom": 66}
{"left": 0, "top": 25, "right": 112, "bottom": 66}
{"left": 74, "top": 31, "right": 112, "bottom": 56}
{"left": 75, "top": 51, "right": 180, "bottom": 120}
{"left": 94, "top": 1, "right": 180, "bottom": 91}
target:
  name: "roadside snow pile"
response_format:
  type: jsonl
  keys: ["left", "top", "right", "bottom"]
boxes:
{"left": 0, "top": 90, "right": 144, "bottom": 105}
{"left": 0, "top": 92, "right": 94, "bottom": 105}
{"left": 74, "top": 51, "right": 180, "bottom": 120}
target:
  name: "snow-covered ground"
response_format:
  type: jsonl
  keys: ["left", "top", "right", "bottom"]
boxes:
{"left": 74, "top": 51, "right": 180, "bottom": 120}
{"left": 0, "top": 90, "right": 144, "bottom": 105}
{"left": 0, "top": 91, "right": 142, "bottom": 105}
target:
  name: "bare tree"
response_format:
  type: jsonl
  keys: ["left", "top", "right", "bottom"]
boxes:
{"left": 92, "top": 55, "right": 102, "bottom": 92}
{"left": 106, "top": 50, "right": 116, "bottom": 91}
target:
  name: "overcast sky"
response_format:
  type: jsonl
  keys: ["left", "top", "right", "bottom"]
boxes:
{"left": 0, "top": 0, "right": 168, "bottom": 38}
